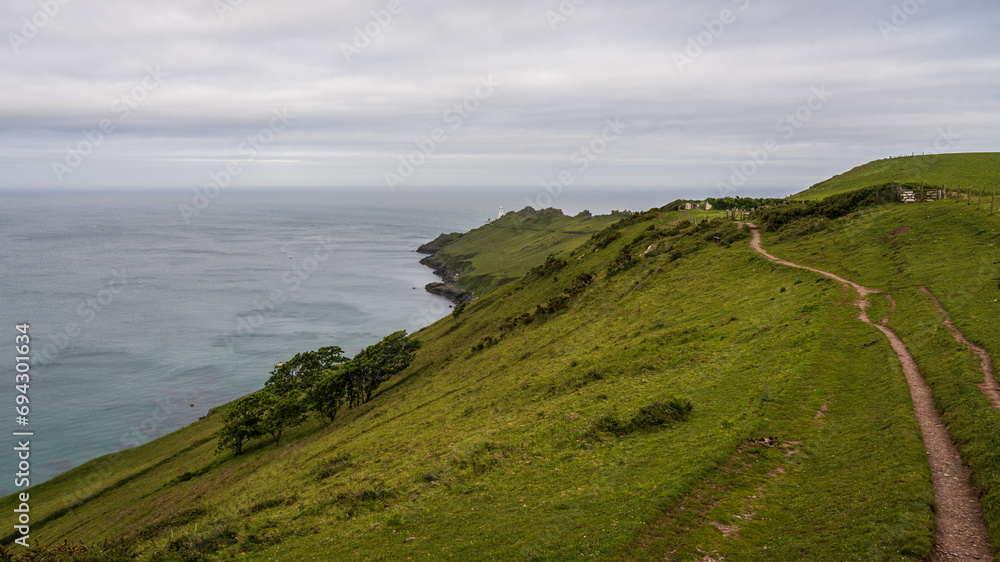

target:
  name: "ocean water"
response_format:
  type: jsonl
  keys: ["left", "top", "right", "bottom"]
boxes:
{"left": 0, "top": 187, "right": 676, "bottom": 494}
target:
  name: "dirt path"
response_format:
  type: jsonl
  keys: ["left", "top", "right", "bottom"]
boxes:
{"left": 919, "top": 286, "right": 1000, "bottom": 409}
{"left": 745, "top": 225, "right": 991, "bottom": 561}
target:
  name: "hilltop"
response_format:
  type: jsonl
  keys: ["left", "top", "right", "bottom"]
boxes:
{"left": 3, "top": 155, "right": 1000, "bottom": 560}
{"left": 792, "top": 152, "right": 1000, "bottom": 200}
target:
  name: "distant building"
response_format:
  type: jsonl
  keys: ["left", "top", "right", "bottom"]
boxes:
{"left": 499, "top": 206, "right": 504, "bottom": 219}
{"left": 705, "top": 202, "right": 713, "bottom": 210}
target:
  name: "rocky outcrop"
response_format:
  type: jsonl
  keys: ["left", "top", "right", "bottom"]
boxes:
{"left": 417, "top": 232, "right": 463, "bottom": 255}
{"left": 418, "top": 237, "right": 474, "bottom": 304}
{"left": 425, "top": 282, "right": 475, "bottom": 303}
{"left": 417, "top": 241, "right": 443, "bottom": 255}
{"left": 509, "top": 206, "right": 565, "bottom": 220}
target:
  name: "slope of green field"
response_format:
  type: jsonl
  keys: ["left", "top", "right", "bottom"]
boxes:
{"left": 426, "top": 207, "right": 622, "bottom": 295}
{"left": 793, "top": 152, "right": 1000, "bottom": 200}
{"left": 762, "top": 197, "right": 1000, "bottom": 549}
{"left": 1, "top": 205, "right": 944, "bottom": 561}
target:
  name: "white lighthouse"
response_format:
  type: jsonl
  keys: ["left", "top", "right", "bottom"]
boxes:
{"left": 498, "top": 206, "right": 503, "bottom": 219}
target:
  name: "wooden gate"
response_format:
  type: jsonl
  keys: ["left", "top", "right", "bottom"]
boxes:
{"left": 898, "top": 187, "right": 944, "bottom": 202}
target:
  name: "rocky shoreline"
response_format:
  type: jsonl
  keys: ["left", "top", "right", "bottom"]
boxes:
{"left": 417, "top": 241, "right": 475, "bottom": 304}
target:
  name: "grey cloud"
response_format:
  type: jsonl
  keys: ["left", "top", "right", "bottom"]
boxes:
{"left": 0, "top": 0, "right": 996, "bottom": 195}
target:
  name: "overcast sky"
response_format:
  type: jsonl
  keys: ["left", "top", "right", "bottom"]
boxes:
{"left": 1, "top": 0, "right": 997, "bottom": 197}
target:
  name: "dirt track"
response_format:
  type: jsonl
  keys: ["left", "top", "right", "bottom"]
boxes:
{"left": 920, "top": 286, "right": 1000, "bottom": 409}
{"left": 745, "top": 225, "right": 991, "bottom": 561}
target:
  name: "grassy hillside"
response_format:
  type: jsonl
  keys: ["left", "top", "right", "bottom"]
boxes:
{"left": 423, "top": 207, "right": 622, "bottom": 295}
{"left": 760, "top": 195, "right": 1000, "bottom": 549}
{"left": 2, "top": 199, "right": 960, "bottom": 561}
{"left": 792, "top": 152, "right": 1000, "bottom": 200}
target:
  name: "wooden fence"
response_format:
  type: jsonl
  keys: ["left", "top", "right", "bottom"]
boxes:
{"left": 952, "top": 186, "right": 997, "bottom": 215}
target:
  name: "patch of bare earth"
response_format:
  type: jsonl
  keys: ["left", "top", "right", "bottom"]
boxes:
{"left": 747, "top": 226, "right": 991, "bottom": 561}
{"left": 885, "top": 226, "right": 914, "bottom": 240}
{"left": 711, "top": 522, "right": 739, "bottom": 538}
{"left": 919, "top": 286, "right": 1000, "bottom": 409}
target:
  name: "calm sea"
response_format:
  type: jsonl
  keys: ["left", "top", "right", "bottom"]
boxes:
{"left": 0, "top": 187, "right": 676, "bottom": 494}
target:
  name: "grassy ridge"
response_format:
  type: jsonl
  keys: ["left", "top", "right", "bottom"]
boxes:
{"left": 0, "top": 204, "right": 940, "bottom": 560}
{"left": 792, "top": 152, "right": 1000, "bottom": 200}
{"left": 429, "top": 207, "right": 621, "bottom": 295}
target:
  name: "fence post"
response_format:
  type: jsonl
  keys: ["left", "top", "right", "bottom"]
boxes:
{"left": 993, "top": 186, "right": 996, "bottom": 215}
{"left": 980, "top": 186, "right": 987, "bottom": 210}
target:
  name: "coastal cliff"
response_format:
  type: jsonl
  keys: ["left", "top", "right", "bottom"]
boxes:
{"left": 416, "top": 208, "right": 622, "bottom": 301}
{"left": 417, "top": 233, "right": 475, "bottom": 303}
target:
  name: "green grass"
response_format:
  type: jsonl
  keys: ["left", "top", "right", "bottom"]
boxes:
{"left": 764, "top": 197, "right": 1000, "bottom": 550}
{"left": 0, "top": 205, "right": 943, "bottom": 560}
{"left": 428, "top": 207, "right": 622, "bottom": 295}
{"left": 624, "top": 295, "right": 933, "bottom": 561}
{"left": 793, "top": 152, "right": 1000, "bottom": 200}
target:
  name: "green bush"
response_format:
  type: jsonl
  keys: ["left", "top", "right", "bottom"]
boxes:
{"left": 779, "top": 216, "right": 831, "bottom": 240}
{"left": 627, "top": 397, "right": 694, "bottom": 432}
{"left": 527, "top": 254, "right": 568, "bottom": 278}
{"left": 589, "top": 227, "right": 622, "bottom": 249}
{"left": 584, "top": 397, "right": 693, "bottom": 440}
{"left": 756, "top": 184, "right": 899, "bottom": 232}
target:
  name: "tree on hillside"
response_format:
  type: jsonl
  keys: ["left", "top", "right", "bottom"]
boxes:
{"left": 216, "top": 391, "right": 274, "bottom": 455}
{"left": 263, "top": 394, "right": 307, "bottom": 446}
{"left": 306, "top": 367, "right": 350, "bottom": 424}
{"left": 265, "top": 345, "right": 346, "bottom": 396}
{"left": 344, "top": 331, "right": 422, "bottom": 406}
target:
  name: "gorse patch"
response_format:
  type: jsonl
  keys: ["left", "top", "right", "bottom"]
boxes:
{"left": 584, "top": 397, "right": 694, "bottom": 440}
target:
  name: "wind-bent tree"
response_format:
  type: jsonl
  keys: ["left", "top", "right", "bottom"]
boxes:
{"left": 345, "top": 331, "right": 422, "bottom": 406}
{"left": 263, "top": 394, "right": 307, "bottom": 445}
{"left": 216, "top": 391, "right": 273, "bottom": 455}
{"left": 306, "top": 367, "right": 349, "bottom": 424}
{"left": 266, "top": 346, "right": 346, "bottom": 396}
